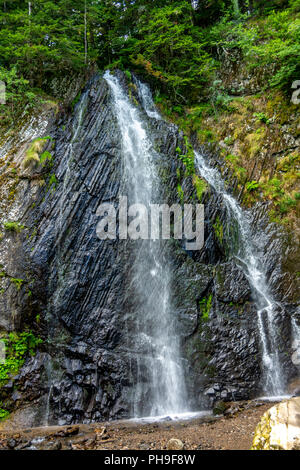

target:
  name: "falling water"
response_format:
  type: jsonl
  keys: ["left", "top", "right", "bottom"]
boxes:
{"left": 104, "top": 71, "right": 188, "bottom": 417}
{"left": 292, "top": 316, "right": 300, "bottom": 369}
{"left": 195, "top": 151, "right": 286, "bottom": 396}
{"left": 135, "top": 79, "right": 161, "bottom": 120}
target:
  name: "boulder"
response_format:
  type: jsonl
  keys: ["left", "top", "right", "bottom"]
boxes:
{"left": 166, "top": 438, "right": 184, "bottom": 450}
{"left": 251, "top": 397, "right": 300, "bottom": 450}
{"left": 213, "top": 400, "right": 228, "bottom": 416}
{"left": 288, "top": 377, "right": 300, "bottom": 396}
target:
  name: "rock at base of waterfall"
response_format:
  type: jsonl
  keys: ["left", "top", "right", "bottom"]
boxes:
{"left": 213, "top": 401, "right": 228, "bottom": 416}
{"left": 251, "top": 397, "right": 300, "bottom": 450}
{"left": 288, "top": 377, "right": 300, "bottom": 396}
{"left": 167, "top": 438, "right": 184, "bottom": 450}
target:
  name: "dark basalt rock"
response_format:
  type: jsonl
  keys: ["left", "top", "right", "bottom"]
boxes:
{"left": 0, "top": 72, "right": 298, "bottom": 425}
{"left": 214, "top": 262, "right": 251, "bottom": 304}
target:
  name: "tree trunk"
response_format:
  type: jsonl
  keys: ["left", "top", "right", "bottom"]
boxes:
{"left": 232, "top": 0, "right": 240, "bottom": 17}
{"left": 84, "top": 0, "right": 88, "bottom": 65}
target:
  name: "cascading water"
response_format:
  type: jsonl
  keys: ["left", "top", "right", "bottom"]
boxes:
{"left": 104, "top": 71, "right": 188, "bottom": 418}
{"left": 194, "top": 151, "right": 286, "bottom": 397}
{"left": 135, "top": 79, "right": 161, "bottom": 121}
{"left": 292, "top": 316, "right": 300, "bottom": 369}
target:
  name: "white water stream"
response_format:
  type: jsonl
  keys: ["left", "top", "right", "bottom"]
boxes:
{"left": 104, "top": 71, "right": 188, "bottom": 417}
{"left": 194, "top": 151, "right": 286, "bottom": 396}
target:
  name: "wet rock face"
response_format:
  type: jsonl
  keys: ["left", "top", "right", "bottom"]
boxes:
{"left": 22, "top": 76, "right": 132, "bottom": 424}
{"left": 0, "top": 72, "right": 298, "bottom": 425}
{"left": 179, "top": 255, "right": 261, "bottom": 407}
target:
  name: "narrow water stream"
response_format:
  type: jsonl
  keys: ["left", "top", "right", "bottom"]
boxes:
{"left": 195, "top": 151, "right": 286, "bottom": 396}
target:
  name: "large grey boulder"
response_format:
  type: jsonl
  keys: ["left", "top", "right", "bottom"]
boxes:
{"left": 252, "top": 397, "right": 300, "bottom": 450}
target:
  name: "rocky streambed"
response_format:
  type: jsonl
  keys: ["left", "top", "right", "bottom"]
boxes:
{"left": 0, "top": 400, "right": 279, "bottom": 451}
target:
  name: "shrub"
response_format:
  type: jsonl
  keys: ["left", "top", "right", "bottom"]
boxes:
{"left": 253, "top": 112, "right": 271, "bottom": 124}
{"left": 0, "top": 331, "right": 42, "bottom": 387}
{"left": 199, "top": 295, "right": 213, "bottom": 320}
{"left": 39, "top": 151, "right": 53, "bottom": 166}
{"left": 0, "top": 407, "right": 9, "bottom": 421}
{"left": 193, "top": 175, "right": 207, "bottom": 201}
{"left": 246, "top": 181, "right": 260, "bottom": 192}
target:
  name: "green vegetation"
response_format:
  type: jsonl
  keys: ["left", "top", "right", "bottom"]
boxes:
{"left": 0, "top": 407, "right": 9, "bottom": 421}
{"left": 0, "top": 66, "right": 35, "bottom": 125}
{"left": 0, "top": 330, "right": 42, "bottom": 386}
{"left": 245, "top": 181, "right": 260, "bottom": 192}
{"left": 23, "top": 137, "right": 50, "bottom": 169}
{"left": 0, "top": 330, "right": 42, "bottom": 419}
{"left": 0, "top": 1, "right": 297, "bottom": 229}
{"left": 3, "top": 221, "right": 25, "bottom": 233}
{"left": 0, "top": 270, "right": 25, "bottom": 291}
{"left": 10, "top": 278, "right": 24, "bottom": 291}
{"left": 176, "top": 138, "right": 195, "bottom": 176}
{"left": 175, "top": 136, "right": 209, "bottom": 201}
{"left": 39, "top": 151, "right": 53, "bottom": 166}
{"left": 193, "top": 175, "right": 207, "bottom": 202}
{"left": 179, "top": 89, "right": 300, "bottom": 227}
{"left": 199, "top": 294, "right": 213, "bottom": 320}
{"left": 48, "top": 173, "right": 58, "bottom": 192}
{"left": 213, "top": 217, "right": 224, "bottom": 243}
{"left": 177, "top": 183, "right": 184, "bottom": 204}
{"left": 0, "top": 1, "right": 297, "bottom": 123}
{"left": 253, "top": 113, "right": 271, "bottom": 125}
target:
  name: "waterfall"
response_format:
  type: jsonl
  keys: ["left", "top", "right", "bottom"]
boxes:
{"left": 135, "top": 79, "right": 161, "bottom": 120}
{"left": 195, "top": 151, "right": 286, "bottom": 397}
{"left": 292, "top": 316, "right": 300, "bottom": 369}
{"left": 104, "top": 71, "right": 188, "bottom": 417}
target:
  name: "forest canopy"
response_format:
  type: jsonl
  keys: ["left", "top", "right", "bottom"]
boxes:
{"left": 0, "top": 0, "right": 299, "bottom": 114}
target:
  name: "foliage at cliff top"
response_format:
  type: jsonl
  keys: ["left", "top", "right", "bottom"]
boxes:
{"left": 0, "top": 0, "right": 299, "bottom": 123}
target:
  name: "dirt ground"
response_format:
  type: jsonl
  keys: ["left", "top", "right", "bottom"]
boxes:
{"left": 0, "top": 400, "right": 274, "bottom": 451}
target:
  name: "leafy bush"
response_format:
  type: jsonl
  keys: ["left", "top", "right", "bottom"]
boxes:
{"left": 0, "top": 331, "right": 42, "bottom": 386}
{"left": 0, "top": 66, "right": 35, "bottom": 124}
{"left": 176, "top": 141, "right": 195, "bottom": 176}
{"left": 0, "top": 407, "right": 9, "bottom": 421}
{"left": 193, "top": 175, "right": 208, "bottom": 201}
{"left": 253, "top": 112, "right": 271, "bottom": 124}
{"left": 246, "top": 181, "right": 260, "bottom": 192}
{"left": 39, "top": 151, "right": 53, "bottom": 166}
{"left": 48, "top": 173, "right": 58, "bottom": 192}
{"left": 199, "top": 295, "right": 213, "bottom": 320}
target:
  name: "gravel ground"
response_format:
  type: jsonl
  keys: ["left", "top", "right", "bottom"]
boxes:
{"left": 0, "top": 400, "right": 274, "bottom": 451}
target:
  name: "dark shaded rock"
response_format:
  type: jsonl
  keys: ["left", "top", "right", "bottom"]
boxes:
{"left": 7, "top": 438, "right": 17, "bottom": 449}
{"left": 43, "top": 440, "right": 62, "bottom": 450}
{"left": 214, "top": 262, "right": 251, "bottom": 304}
{"left": 213, "top": 401, "right": 228, "bottom": 416}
